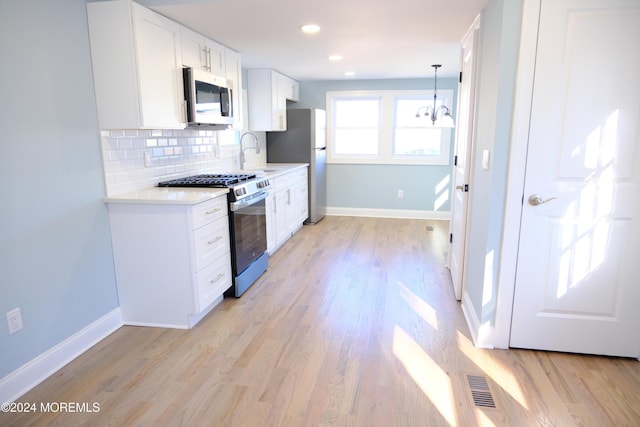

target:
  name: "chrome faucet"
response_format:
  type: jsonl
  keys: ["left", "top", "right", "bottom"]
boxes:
{"left": 240, "top": 132, "right": 261, "bottom": 169}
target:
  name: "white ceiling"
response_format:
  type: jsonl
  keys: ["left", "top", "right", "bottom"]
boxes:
{"left": 141, "top": 0, "right": 488, "bottom": 81}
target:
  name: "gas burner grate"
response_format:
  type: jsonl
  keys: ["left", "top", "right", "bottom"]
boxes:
{"left": 158, "top": 173, "right": 257, "bottom": 188}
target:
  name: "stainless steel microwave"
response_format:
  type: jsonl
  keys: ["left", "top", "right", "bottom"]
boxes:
{"left": 183, "top": 67, "right": 234, "bottom": 126}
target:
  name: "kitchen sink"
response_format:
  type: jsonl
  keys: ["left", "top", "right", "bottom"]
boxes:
{"left": 241, "top": 168, "right": 280, "bottom": 175}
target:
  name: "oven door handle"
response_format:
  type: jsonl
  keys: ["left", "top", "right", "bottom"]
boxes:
{"left": 230, "top": 191, "right": 269, "bottom": 211}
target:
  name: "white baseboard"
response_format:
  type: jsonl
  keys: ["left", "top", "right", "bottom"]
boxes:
{"left": 0, "top": 308, "right": 123, "bottom": 403}
{"left": 461, "top": 292, "right": 494, "bottom": 349}
{"left": 326, "top": 207, "right": 451, "bottom": 220}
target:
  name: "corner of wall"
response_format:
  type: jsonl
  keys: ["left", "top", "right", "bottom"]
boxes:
{"left": 0, "top": 309, "right": 123, "bottom": 404}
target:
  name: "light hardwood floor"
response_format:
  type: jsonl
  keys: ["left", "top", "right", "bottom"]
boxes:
{"left": 3, "top": 216, "right": 640, "bottom": 426}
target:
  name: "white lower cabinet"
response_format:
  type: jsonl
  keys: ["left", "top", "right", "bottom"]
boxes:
{"left": 294, "top": 168, "right": 309, "bottom": 224}
{"left": 107, "top": 196, "right": 231, "bottom": 329}
{"left": 266, "top": 167, "right": 308, "bottom": 254}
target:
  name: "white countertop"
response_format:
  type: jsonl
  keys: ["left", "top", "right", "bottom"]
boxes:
{"left": 104, "top": 187, "right": 229, "bottom": 205}
{"left": 104, "top": 163, "right": 308, "bottom": 205}
{"left": 248, "top": 163, "right": 308, "bottom": 178}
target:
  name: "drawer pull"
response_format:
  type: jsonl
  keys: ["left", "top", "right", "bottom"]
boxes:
{"left": 207, "top": 236, "right": 223, "bottom": 245}
{"left": 209, "top": 273, "right": 225, "bottom": 284}
{"left": 205, "top": 207, "right": 222, "bottom": 215}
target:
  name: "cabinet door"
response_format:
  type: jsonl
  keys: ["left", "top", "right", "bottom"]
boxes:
{"left": 206, "top": 39, "right": 226, "bottom": 76}
{"left": 280, "top": 74, "right": 299, "bottom": 102}
{"left": 296, "top": 181, "right": 308, "bottom": 224}
{"left": 271, "top": 72, "right": 286, "bottom": 131}
{"left": 132, "top": 3, "right": 184, "bottom": 128}
{"left": 181, "top": 26, "right": 207, "bottom": 69}
{"left": 225, "top": 48, "right": 244, "bottom": 130}
{"left": 274, "top": 187, "right": 292, "bottom": 245}
{"left": 247, "top": 69, "right": 286, "bottom": 131}
{"left": 265, "top": 192, "right": 277, "bottom": 253}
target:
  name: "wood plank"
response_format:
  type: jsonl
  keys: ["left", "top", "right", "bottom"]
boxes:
{"left": 2, "top": 216, "right": 639, "bottom": 426}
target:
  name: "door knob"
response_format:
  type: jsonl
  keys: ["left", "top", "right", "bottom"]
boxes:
{"left": 528, "top": 194, "right": 557, "bottom": 206}
{"left": 456, "top": 185, "right": 464, "bottom": 190}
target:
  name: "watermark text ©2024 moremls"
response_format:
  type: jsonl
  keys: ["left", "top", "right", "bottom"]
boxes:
{"left": 1, "top": 401, "right": 100, "bottom": 413}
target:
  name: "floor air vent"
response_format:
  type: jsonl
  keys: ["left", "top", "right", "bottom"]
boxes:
{"left": 467, "top": 375, "right": 496, "bottom": 408}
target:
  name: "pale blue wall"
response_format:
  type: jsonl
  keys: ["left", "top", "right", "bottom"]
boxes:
{"left": 294, "top": 78, "right": 458, "bottom": 214}
{"left": 0, "top": 0, "right": 119, "bottom": 378}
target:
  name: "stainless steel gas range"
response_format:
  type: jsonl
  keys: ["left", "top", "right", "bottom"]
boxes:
{"left": 158, "top": 173, "right": 271, "bottom": 297}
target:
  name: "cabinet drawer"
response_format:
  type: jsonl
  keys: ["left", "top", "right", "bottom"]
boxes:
{"left": 191, "top": 197, "right": 227, "bottom": 229}
{"left": 276, "top": 173, "right": 293, "bottom": 188}
{"left": 195, "top": 252, "right": 232, "bottom": 312}
{"left": 193, "top": 216, "right": 230, "bottom": 272}
{"left": 295, "top": 168, "right": 307, "bottom": 181}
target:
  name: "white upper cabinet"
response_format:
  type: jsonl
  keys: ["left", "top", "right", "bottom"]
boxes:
{"left": 180, "top": 26, "right": 226, "bottom": 77}
{"left": 247, "top": 69, "right": 299, "bottom": 131}
{"left": 87, "top": 0, "right": 185, "bottom": 129}
{"left": 206, "top": 40, "right": 226, "bottom": 77}
{"left": 224, "top": 48, "right": 244, "bottom": 130}
{"left": 280, "top": 74, "right": 300, "bottom": 102}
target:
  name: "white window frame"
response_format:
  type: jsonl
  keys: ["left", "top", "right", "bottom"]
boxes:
{"left": 326, "top": 90, "right": 453, "bottom": 165}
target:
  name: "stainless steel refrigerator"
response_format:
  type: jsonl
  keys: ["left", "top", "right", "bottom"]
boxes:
{"left": 266, "top": 108, "right": 326, "bottom": 224}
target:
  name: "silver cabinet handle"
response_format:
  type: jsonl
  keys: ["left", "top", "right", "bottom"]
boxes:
{"left": 528, "top": 194, "right": 557, "bottom": 206}
{"left": 207, "top": 236, "right": 223, "bottom": 245}
{"left": 209, "top": 273, "right": 224, "bottom": 284}
{"left": 205, "top": 207, "right": 222, "bottom": 215}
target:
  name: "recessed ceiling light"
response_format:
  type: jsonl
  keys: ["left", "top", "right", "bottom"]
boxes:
{"left": 344, "top": 71, "right": 356, "bottom": 77}
{"left": 328, "top": 55, "right": 344, "bottom": 61}
{"left": 300, "top": 24, "right": 320, "bottom": 34}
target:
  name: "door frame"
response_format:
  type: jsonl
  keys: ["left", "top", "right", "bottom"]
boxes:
{"left": 493, "top": 0, "right": 541, "bottom": 348}
{"left": 448, "top": 15, "right": 481, "bottom": 301}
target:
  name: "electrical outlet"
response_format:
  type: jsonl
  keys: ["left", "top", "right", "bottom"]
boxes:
{"left": 397, "top": 189, "right": 404, "bottom": 199}
{"left": 7, "top": 308, "right": 23, "bottom": 334}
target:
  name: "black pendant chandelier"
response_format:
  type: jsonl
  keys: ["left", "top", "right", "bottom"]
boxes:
{"left": 415, "top": 64, "right": 455, "bottom": 128}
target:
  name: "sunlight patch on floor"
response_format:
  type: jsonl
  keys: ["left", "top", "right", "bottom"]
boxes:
{"left": 476, "top": 408, "right": 498, "bottom": 426}
{"left": 456, "top": 330, "right": 528, "bottom": 410}
{"left": 392, "top": 325, "right": 455, "bottom": 426}
{"left": 396, "top": 281, "right": 438, "bottom": 331}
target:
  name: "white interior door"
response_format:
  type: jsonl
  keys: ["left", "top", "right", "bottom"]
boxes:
{"left": 448, "top": 18, "right": 480, "bottom": 300}
{"left": 510, "top": 0, "right": 640, "bottom": 357}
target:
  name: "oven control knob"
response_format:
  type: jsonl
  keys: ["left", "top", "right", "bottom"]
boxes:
{"left": 235, "top": 188, "right": 246, "bottom": 197}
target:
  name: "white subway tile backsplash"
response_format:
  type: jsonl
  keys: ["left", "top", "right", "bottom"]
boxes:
{"left": 117, "top": 138, "right": 133, "bottom": 150}
{"left": 100, "top": 128, "right": 266, "bottom": 197}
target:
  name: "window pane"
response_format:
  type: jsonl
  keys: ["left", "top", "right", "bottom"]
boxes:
{"left": 335, "top": 129, "right": 379, "bottom": 155}
{"left": 394, "top": 128, "right": 442, "bottom": 155}
{"left": 335, "top": 99, "right": 379, "bottom": 127}
{"left": 396, "top": 98, "right": 430, "bottom": 127}
{"left": 333, "top": 97, "right": 380, "bottom": 156}
{"left": 394, "top": 97, "right": 447, "bottom": 156}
